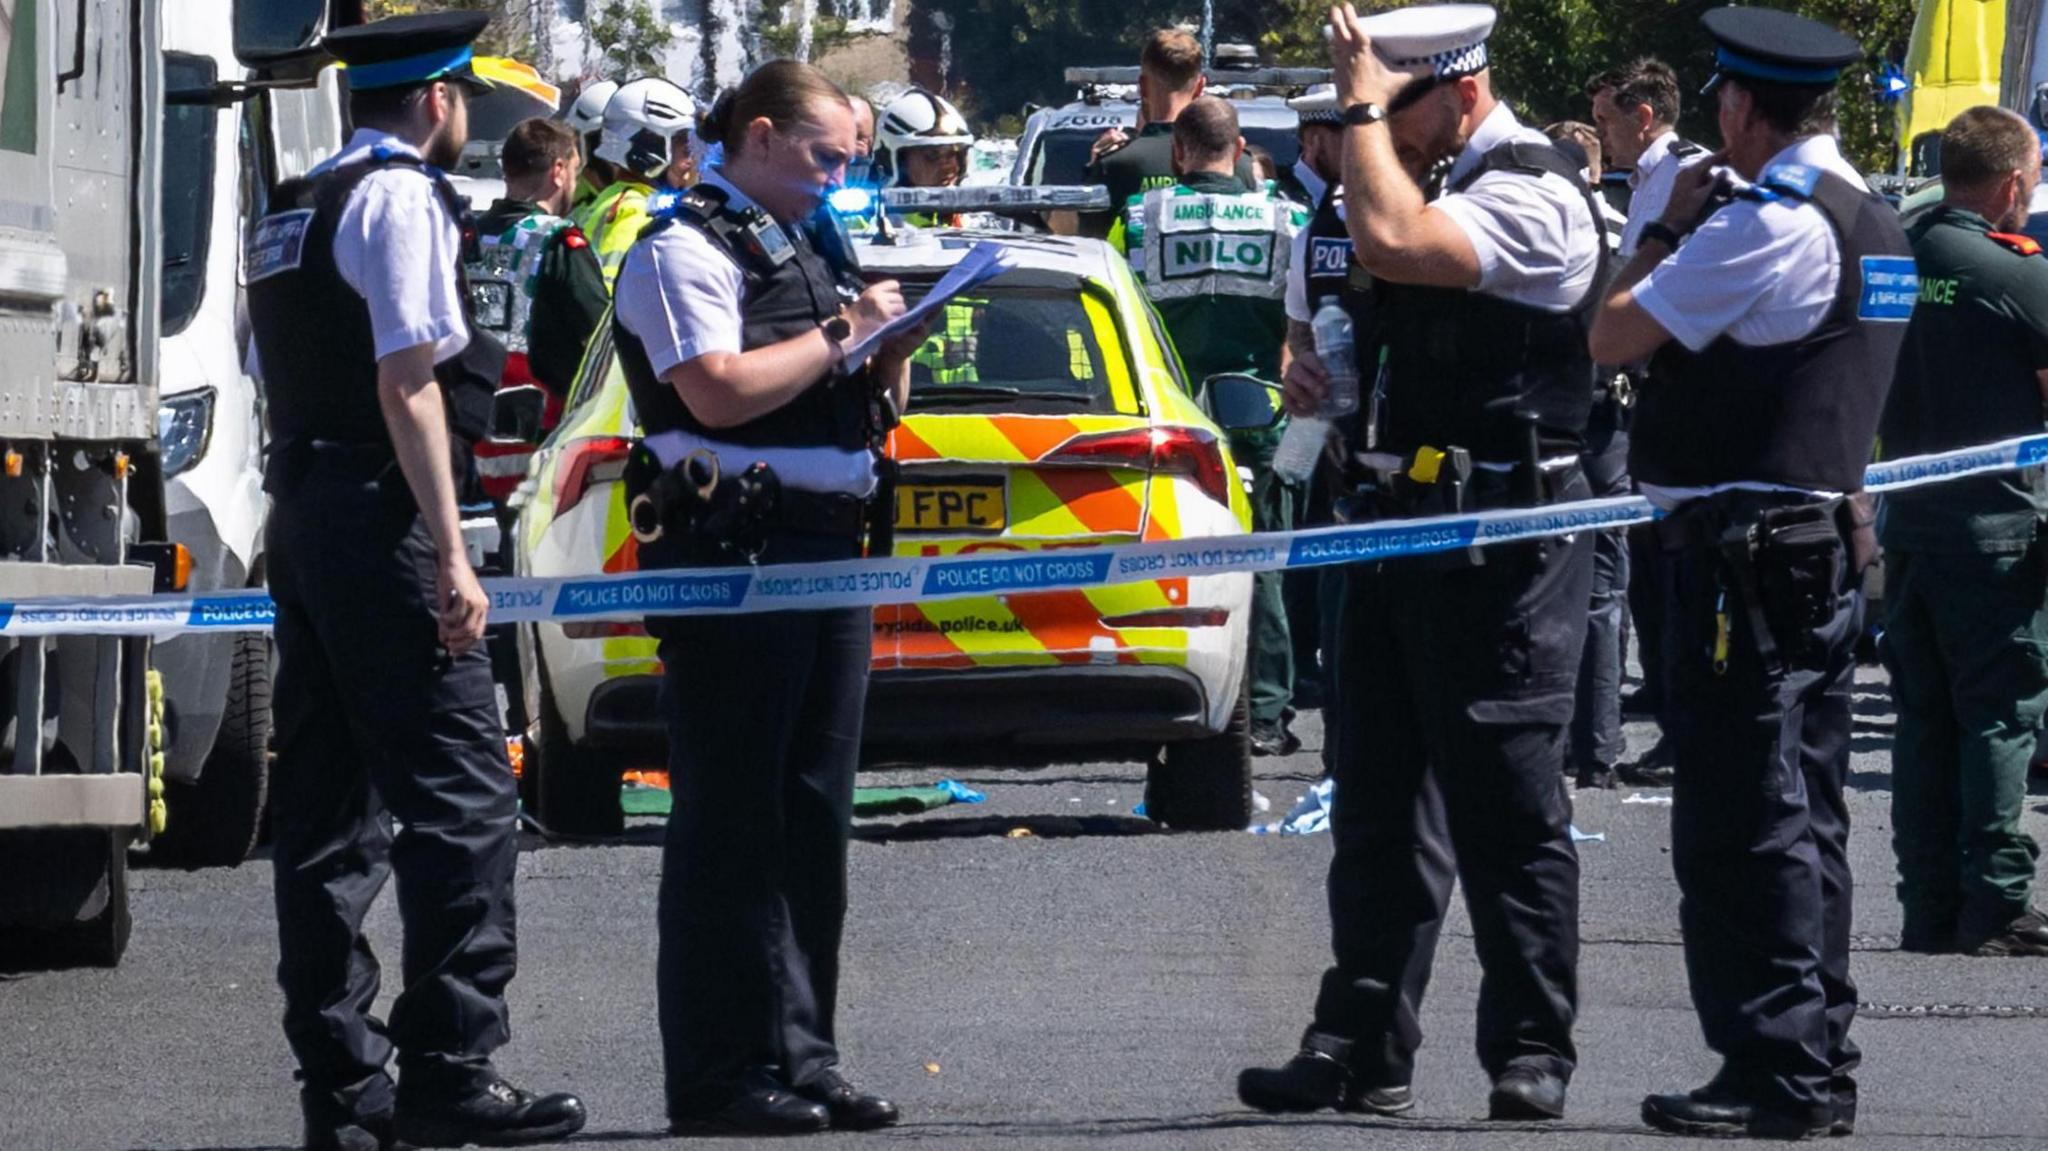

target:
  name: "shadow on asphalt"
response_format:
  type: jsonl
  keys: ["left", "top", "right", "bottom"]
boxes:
{"left": 851, "top": 813, "right": 1163, "bottom": 842}
{"left": 862, "top": 1113, "right": 1658, "bottom": 1140}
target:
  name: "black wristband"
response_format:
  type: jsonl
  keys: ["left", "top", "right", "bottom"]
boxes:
{"left": 1342, "top": 102, "right": 1388, "bottom": 127}
{"left": 1638, "top": 220, "right": 1685, "bottom": 251}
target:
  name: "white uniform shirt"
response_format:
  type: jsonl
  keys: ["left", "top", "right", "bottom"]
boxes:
{"left": 1631, "top": 133, "right": 1863, "bottom": 507}
{"left": 1618, "top": 130, "right": 1697, "bottom": 258}
{"left": 317, "top": 128, "right": 471, "bottom": 364}
{"left": 613, "top": 167, "right": 757, "bottom": 377}
{"left": 1432, "top": 102, "right": 1602, "bottom": 313}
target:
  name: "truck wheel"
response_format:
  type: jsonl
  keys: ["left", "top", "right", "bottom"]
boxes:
{"left": 534, "top": 669, "right": 622, "bottom": 840}
{"left": 1144, "top": 679, "right": 1254, "bottom": 831}
{"left": 0, "top": 828, "right": 132, "bottom": 970}
{"left": 151, "top": 633, "right": 272, "bottom": 868}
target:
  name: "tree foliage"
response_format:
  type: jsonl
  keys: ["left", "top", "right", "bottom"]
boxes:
{"left": 583, "top": 0, "right": 677, "bottom": 77}
{"left": 930, "top": 0, "right": 1916, "bottom": 170}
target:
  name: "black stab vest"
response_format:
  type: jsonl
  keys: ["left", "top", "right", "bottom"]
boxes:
{"left": 246, "top": 150, "right": 501, "bottom": 451}
{"left": 1630, "top": 164, "right": 1914, "bottom": 493}
{"left": 612, "top": 186, "right": 878, "bottom": 453}
{"left": 1304, "top": 186, "right": 1370, "bottom": 331}
{"left": 1371, "top": 141, "right": 1609, "bottom": 460}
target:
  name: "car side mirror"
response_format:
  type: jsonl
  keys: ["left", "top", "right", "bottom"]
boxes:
{"left": 491, "top": 385, "right": 548, "bottom": 445}
{"left": 1201, "top": 373, "right": 1283, "bottom": 432}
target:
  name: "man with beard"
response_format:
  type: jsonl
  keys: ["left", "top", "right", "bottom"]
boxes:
{"left": 1239, "top": 1, "right": 1603, "bottom": 1123}
{"left": 243, "top": 13, "right": 586, "bottom": 1149}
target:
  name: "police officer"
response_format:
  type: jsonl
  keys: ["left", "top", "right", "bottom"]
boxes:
{"left": 1080, "top": 27, "right": 1254, "bottom": 237}
{"left": 1280, "top": 83, "right": 1355, "bottom": 718}
{"left": 1585, "top": 56, "right": 1702, "bottom": 784}
{"left": 1119, "top": 96, "right": 1307, "bottom": 756}
{"left": 1881, "top": 106, "right": 2048, "bottom": 959}
{"left": 584, "top": 76, "right": 696, "bottom": 289}
{"left": 611, "top": 59, "right": 920, "bottom": 1136}
{"left": 1587, "top": 8, "right": 1910, "bottom": 1138}
{"left": 1240, "top": 2, "right": 1603, "bottom": 1121}
{"left": 243, "top": 13, "right": 585, "bottom": 1150}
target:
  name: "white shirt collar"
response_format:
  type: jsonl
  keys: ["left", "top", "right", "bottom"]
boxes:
{"left": 1630, "top": 130, "right": 1680, "bottom": 190}
{"left": 1447, "top": 102, "right": 1523, "bottom": 186}
{"left": 1293, "top": 159, "right": 1329, "bottom": 209}
{"left": 1762, "top": 132, "right": 1859, "bottom": 183}
{"left": 314, "top": 127, "right": 423, "bottom": 177}
{"left": 699, "top": 165, "right": 763, "bottom": 216}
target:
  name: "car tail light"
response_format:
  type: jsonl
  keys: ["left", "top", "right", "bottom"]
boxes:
{"left": 1044, "top": 426, "right": 1233, "bottom": 508}
{"left": 1101, "top": 607, "right": 1231, "bottom": 629}
{"left": 553, "top": 435, "right": 634, "bottom": 517}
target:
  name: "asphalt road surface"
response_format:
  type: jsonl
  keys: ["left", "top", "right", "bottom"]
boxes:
{"left": 7, "top": 666, "right": 2048, "bottom": 1150}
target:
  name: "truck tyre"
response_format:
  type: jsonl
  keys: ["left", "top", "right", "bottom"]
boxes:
{"left": 0, "top": 828, "right": 132, "bottom": 970}
{"left": 1144, "top": 679, "right": 1254, "bottom": 831}
{"left": 151, "top": 633, "right": 271, "bottom": 868}
{"left": 534, "top": 669, "right": 622, "bottom": 840}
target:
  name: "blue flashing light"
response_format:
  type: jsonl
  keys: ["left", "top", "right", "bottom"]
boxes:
{"left": 1877, "top": 62, "right": 1910, "bottom": 105}
{"left": 829, "top": 185, "right": 877, "bottom": 216}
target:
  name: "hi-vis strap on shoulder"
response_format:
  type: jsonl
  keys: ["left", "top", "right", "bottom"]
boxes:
{"left": 3, "top": 434, "right": 2044, "bottom": 637}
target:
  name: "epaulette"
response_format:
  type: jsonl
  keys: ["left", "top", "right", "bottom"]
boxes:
{"left": 1988, "top": 230, "right": 2044, "bottom": 257}
{"left": 561, "top": 227, "right": 589, "bottom": 250}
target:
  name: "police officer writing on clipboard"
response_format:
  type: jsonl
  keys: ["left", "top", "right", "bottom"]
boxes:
{"left": 1240, "top": 1, "right": 1604, "bottom": 1123}
{"left": 243, "top": 13, "right": 585, "bottom": 1151}
{"left": 610, "top": 60, "right": 923, "bottom": 1137}
{"left": 1587, "top": 8, "right": 1912, "bottom": 1139}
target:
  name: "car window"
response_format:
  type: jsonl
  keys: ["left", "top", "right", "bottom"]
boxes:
{"left": 0, "top": 0, "right": 37, "bottom": 153}
{"left": 903, "top": 285, "right": 1135, "bottom": 414}
{"left": 161, "top": 53, "right": 219, "bottom": 338}
{"left": 1243, "top": 126, "right": 1300, "bottom": 176}
{"left": 1030, "top": 130, "right": 1102, "bottom": 186}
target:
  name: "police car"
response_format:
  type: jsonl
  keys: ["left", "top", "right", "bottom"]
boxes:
{"left": 1012, "top": 62, "right": 1321, "bottom": 187}
{"left": 505, "top": 189, "right": 1264, "bottom": 837}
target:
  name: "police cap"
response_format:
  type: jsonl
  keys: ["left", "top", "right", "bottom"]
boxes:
{"left": 324, "top": 12, "right": 495, "bottom": 92}
{"left": 1699, "top": 7, "right": 1861, "bottom": 97}
{"left": 1349, "top": 3, "right": 1496, "bottom": 113}
{"left": 1289, "top": 83, "right": 1343, "bottom": 127}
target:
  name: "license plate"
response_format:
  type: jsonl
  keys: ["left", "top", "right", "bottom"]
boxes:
{"left": 895, "top": 479, "right": 1006, "bottom": 532}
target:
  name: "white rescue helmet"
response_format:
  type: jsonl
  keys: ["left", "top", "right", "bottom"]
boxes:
{"left": 565, "top": 78, "right": 619, "bottom": 135}
{"left": 597, "top": 77, "right": 697, "bottom": 179}
{"left": 874, "top": 88, "right": 973, "bottom": 187}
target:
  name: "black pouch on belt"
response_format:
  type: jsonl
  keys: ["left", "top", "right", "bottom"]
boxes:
{"left": 1754, "top": 502, "right": 1847, "bottom": 665}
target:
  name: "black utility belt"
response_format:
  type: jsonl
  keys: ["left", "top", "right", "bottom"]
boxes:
{"left": 1340, "top": 444, "right": 1582, "bottom": 520}
{"left": 623, "top": 443, "right": 885, "bottom": 563}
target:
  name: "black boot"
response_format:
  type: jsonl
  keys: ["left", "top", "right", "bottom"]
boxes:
{"left": 300, "top": 1082, "right": 394, "bottom": 1151}
{"left": 670, "top": 1071, "right": 831, "bottom": 1137}
{"left": 1575, "top": 763, "right": 1618, "bottom": 790}
{"left": 1642, "top": 1081, "right": 1832, "bottom": 1140}
{"left": 1961, "top": 908, "right": 2048, "bottom": 956}
{"left": 797, "top": 1069, "right": 900, "bottom": 1130}
{"left": 394, "top": 1077, "right": 587, "bottom": 1148}
{"left": 1237, "top": 1049, "right": 1412, "bottom": 1115}
{"left": 1488, "top": 1066, "right": 1566, "bottom": 1120}
{"left": 1616, "top": 737, "right": 1676, "bottom": 786}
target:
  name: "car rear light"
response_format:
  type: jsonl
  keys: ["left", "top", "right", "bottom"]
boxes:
{"left": 561, "top": 620, "right": 650, "bottom": 639}
{"left": 553, "top": 435, "right": 634, "bottom": 517}
{"left": 1045, "top": 426, "right": 1233, "bottom": 508}
{"left": 1101, "top": 607, "right": 1231, "bottom": 629}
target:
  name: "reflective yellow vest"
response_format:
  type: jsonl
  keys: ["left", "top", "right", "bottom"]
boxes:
{"left": 580, "top": 181, "right": 653, "bottom": 291}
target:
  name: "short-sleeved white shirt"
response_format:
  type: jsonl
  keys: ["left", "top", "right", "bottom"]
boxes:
{"left": 613, "top": 168, "right": 760, "bottom": 376}
{"left": 1618, "top": 131, "right": 1699, "bottom": 258}
{"left": 313, "top": 129, "right": 471, "bottom": 364}
{"left": 1431, "top": 103, "right": 1603, "bottom": 313}
{"left": 1633, "top": 134, "right": 1860, "bottom": 354}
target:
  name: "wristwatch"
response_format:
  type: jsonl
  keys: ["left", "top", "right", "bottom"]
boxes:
{"left": 822, "top": 312, "right": 852, "bottom": 346}
{"left": 1638, "top": 220, "right": 1685, "bottom": 251}
{"left": 1343, "top": 102, "right": 1389, "bottom": 127}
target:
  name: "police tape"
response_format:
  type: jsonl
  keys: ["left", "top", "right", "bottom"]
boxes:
{"left": 3, "top": 433, "right": 2045, "bottom": 638}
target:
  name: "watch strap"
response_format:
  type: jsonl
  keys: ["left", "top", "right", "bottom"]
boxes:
{"left": 1342, "top": 102, "right": 1388, "bottom": 126}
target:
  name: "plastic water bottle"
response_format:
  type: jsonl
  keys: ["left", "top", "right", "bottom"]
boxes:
{"left": 1272, "top": 416, "right": 1331, "bottom": 484}
{"left": 1312, "top": 299, "right": 1360, "bottom": 417}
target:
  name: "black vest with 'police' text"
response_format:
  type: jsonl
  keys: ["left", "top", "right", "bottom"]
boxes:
{"left": 1630, "top": 164, "right": 1915, "bottom": 493}
{"left": 612, "top": 186, "right": 878, "bottom": 453}
{"left": 1371, "top": 141, "right": 1608, "bottom": 460}
{"left": 245, "top": 149, "right": 501, "bottom": 451}
{"left": 1304, "top": 186, "right": 1369, "bottom": 330}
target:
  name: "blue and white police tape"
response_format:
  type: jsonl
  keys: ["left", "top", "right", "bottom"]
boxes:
{"left": 3, "top": 432, "right": 2045, "bottom": 638}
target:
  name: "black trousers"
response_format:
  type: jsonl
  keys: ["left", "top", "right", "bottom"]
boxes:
{"left": 1309, "top": 482, "right": 1591, "bottom": 1085}
{"left": 1571, "top": 410, "right": 1630, "bottom": 772}
{"left": 266, "top": 455, "right": 519, "bottom": 1122}
{"left": 1661, "top": 505, "right": 1859, "bottom": 1124}
{"left": 654, "top": 601, "right": 870, "bottom": 1117}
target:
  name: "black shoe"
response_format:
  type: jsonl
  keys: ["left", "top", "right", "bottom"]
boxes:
{"left": 1616, "top": 739, "right": 1676, "bottom": 787}
{"left": 798, "top": 1069, "right": 899, "bottom": 1130}
{"left": 303, "top": 1115, "right": 392, "bottom": 1151}
{"left": 1642, "top": 1085, "right": 1832, "bottom": 1140}
{"left": 1620, "top": 688, "right": 1661, "bottom": 718}
{"left": 1236, "top": 1050, "right": 1413, "bottom": 1115}
{"left": 1962, "top": 908, "right": 2048, "bottom": 956}
{"left": 1575, "top": 764, "right": 1618, "bottom": 790}
{"left": 1488, "top": 1067, "right": 1566, "bottom": 1120}
{"left": 1830, "top": 1083, "right": 1856, "bottom": 1136}
{"left": 1897, "top": 920, "right": 1958, "bottom": 955}
{"left": 1251, "top": 723, "right": 1303, "bottom": 758}
{"left": 394, "top": 1078, "right": 587, "bottom": 1148}
{"left": 670, "top": 1079, "right": 831, "bottom": 1137}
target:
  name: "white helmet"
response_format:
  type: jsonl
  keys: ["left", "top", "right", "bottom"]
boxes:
{"left": 565, "top": 78, "right": 619, "bottom": 135}
{"left": 597, "top": 77, "right": 697, "bottom": 179}
{"left": 875, "top": 89, "right": 973, "bottom": 187}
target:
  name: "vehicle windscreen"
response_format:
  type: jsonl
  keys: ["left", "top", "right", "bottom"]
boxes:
{"left": 161, "top": 53, "right": 219, "bottom": 337}
{"left": 1030, "top": 130, "right": 1101, "bottom": 186}
{"left": 903, "top": 285, "right": 1131, "bottom": 415}
{"left": 1243, "top": 126, "right": 1301, "bottom": 178}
